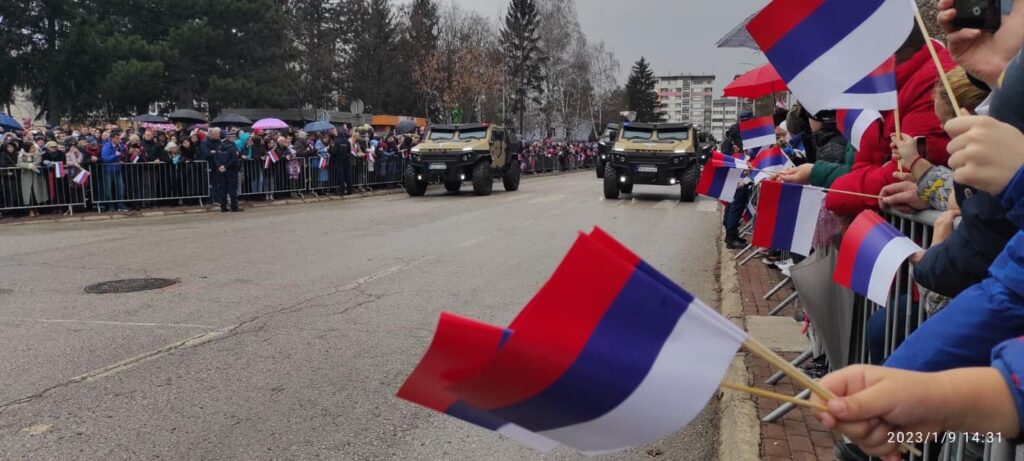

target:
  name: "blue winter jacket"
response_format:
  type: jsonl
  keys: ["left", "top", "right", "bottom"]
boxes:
{"left": 887, "top": 166, "right": 1024, "bottom": 372}
{"left": 101, "top": 141, "right": 122, "bottom": 173}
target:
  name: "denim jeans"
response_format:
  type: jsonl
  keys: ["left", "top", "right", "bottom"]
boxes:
{"left": 102, "top": 167, "right": 126, "bottom": 210}
{"left": 724, "top": 183, "right": 751, "bottom": 238}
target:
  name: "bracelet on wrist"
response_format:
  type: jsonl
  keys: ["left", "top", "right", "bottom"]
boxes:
{"left": 909, "top": 155, "right": 925, "bottom": 171}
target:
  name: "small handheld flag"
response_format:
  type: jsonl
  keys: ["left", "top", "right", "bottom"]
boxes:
{"left": 53, "top": 162, "right": 65, "bottom": 178}
{"left": 697, "top": 153, "right": 746, "bottom": 202}
{"left": 130, "top": 151, "right": 141, "bottom": 163}
{"left": 739, "top": 116, "right": 776, "bottom": 150}
{"left": 837, "top": 108, "right": 883, "bottom": 152}
{"left": 752, "top": 181, "right": 825, "bottom": 256}
{"left": 72, "top": 169, "right": 91, "bottom": 186}
{"left": 749, "top": 146, "right": 792, "bottom": 183}
{"left": 746, "top": 0, "right": 913, "bottom": 112}
{"left": 268, "top": 150, "right": 280, "bottom": 163}
{"left": 833, "top": 211, "right": 922, "bottom": 305}
{"left": 319, "top": 156, "right": 329, "bottom": 169}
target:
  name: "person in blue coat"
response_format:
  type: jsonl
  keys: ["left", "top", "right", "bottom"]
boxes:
{"left": 100, "top": 131, "right": 127, "bottom": 211}
{"left": 212, "top": 128, "right": 241, "bottom": 213}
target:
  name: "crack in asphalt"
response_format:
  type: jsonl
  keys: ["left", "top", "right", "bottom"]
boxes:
{"left": 0, "top": 261, "right": 417, "bottom": 415}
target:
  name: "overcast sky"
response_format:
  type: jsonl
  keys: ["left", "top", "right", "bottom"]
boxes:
{"left": 449, "top": 0, "right": 770, "bottom": 94}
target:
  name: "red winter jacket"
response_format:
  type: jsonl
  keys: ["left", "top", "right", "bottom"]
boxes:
{"left": 825, "top": 42, "right": 955, "bottom": 216}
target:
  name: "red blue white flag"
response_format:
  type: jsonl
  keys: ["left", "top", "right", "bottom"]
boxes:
{"left": 837, "top": 108, "right": 883, "bottom": 152}
{"left": 749, "top": 146, "right": 792, "bottom": 183}
{"left": 833, "top": 211, "right": 922, "bottom": 305}
{"left": 697, "top": 152, "right": 746, "bottom": 203}
{"left": 53, "top": 162, "right": 65, "bottom": 178}
{"left": 739, "top": 116, "right": 776, "bottom": 150}
{"left": 398, "top": 228, "right": 747, "bottom": 454}
{"left": 318, "top": 156, "right": 329, "bottom": 169}
{"left": 746, "top": 0, "right": 913, "bottom": 112}
{"left": 73, "top": 169, "right": 90, "bottom": 186}
{"left": 752, "top": 181, "right": 825, "bottom": 256}
{"left": 130, "top": 151, "right": 140, "bottom": 163}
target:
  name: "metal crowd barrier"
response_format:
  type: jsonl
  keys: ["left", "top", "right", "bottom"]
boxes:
{"left": 88, "top": 161, "right": 210, "bottom": 211}
{"left": 0, "top": 165, "right": 88, "bottom": 214}
{"left": 238, "top": 157, "right": 307, "bottom": 199}
{"left": 363, "top": 154, "right": 405, "bottom": 187}
{"left": 748, "top": 201, "right": 1017, "bottom": 460}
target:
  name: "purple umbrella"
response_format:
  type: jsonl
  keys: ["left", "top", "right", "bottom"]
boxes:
{"left": 252, "top": 118, "right": 289, "bottom": 130}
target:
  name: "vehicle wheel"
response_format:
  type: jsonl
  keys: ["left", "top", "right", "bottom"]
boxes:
{"left": 472, "top": 160, "right": 493, "bottom": 196}
{"left": 404, "top": 166, "right": 427, "bottom": 197}
{"left": 502, "top": 160, "right": 521, "bottom": 191}
{"left": 444, "top": 180, "right": 461, "bottom": 192}
{"left": 603, "top": 163, "right": 619, "bottom": 199}
{"left": 679, "top": 163, "right": 699, "bottom": 202}
{"left": 618, "top": 182, "right": 633, "bottom": 194}
{"left": 596, "top": 161, "right": 605, "bottom": 179}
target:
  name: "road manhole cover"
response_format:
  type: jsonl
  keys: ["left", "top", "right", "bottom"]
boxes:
{"left": 85, "top": 278, "right": 178, "bottom": 294}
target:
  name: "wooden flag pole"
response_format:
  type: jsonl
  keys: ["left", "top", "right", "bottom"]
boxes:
{"left": 741, "top": 336, "right": 923, "bottom": 457}
{"left": 915, "top": 9, "right": 960, "bottom": 114}
{"left": 720, "top": 381, "right": 827, "bottom": 412}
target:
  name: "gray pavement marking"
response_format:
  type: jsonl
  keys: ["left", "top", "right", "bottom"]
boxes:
{"left": 0, "top": 317, "right": 217, "bottom": 329}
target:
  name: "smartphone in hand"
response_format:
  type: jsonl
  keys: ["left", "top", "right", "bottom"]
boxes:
{"left": 952, "top": 0, "right": 1001, "bottom": 31}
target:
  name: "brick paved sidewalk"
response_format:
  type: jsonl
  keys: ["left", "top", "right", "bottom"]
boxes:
{"left": 733, "top": 247, "right": 841, "bottom": 461}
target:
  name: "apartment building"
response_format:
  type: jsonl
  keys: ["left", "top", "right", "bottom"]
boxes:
{"left": 654, "top": 75, "right": 715, "bottom": 129}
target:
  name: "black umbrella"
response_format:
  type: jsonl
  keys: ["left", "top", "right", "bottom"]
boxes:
{"left": 395, "top": 120, "right": 419, "bottom": 135}
{"left": 167, "top": 109, "right": 208, "bottom": 123}
{"left": 134, "top": 114, "right": 170, "bottom": 123}
{"left": 211, "top": 113, "right": 253, "bottom": 127}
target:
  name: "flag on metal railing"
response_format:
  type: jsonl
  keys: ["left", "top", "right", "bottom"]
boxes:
{"left": 749, "top": 146, "right": 792, "bottom": 183}
{"left": 746, "top": 0, "right": 913, "bottom": 112}
{"left": 398, "top": 227, "right": 746, "bottom": 454}
{"left": 833, "top": 211, "right": 922, "bottom": 305}
{"left": 752, "top": 181, "right": 825, "bottom": 256}
{"left": 697, "top": 152, "right": 746, "bottom": 203}
{"left": 130, "top": 151, "right": 141, "bottom": 163}
{"left": 837, "top": 108, "right": 883, "bottom": 152}
{"left": 53, "top": 162, "right": 65, "bottom": 178}
{"left": 739, "top": 116, "right": 776, "bottom": 150}
{"left": 318, "top": 156, "right": 329, "bottom": 169}
{"left": 72, "top": 169, "right": 91, "bottom": 186}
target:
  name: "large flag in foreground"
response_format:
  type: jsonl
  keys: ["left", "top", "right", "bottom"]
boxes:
{"left": 833, "top": 211, "right": 922, "bottom": 305}
{"left": 746, "top": 0, "right": 913, "bottom": 112}
{"left": 398, "top": 228, "right": 747, "bottom": 454}
{"left": 752, "top": 181, "right": 825, "bottom": 256}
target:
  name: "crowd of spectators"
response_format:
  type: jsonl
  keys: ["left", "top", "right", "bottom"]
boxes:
{"left": 521, "top": 140, "right": 598, "bottom": 172}
{"left": 718, "top": 1, "right": 1024, "bottom": 458}
{"left": 0, "top": 123, "right": 420, "bottom": 216}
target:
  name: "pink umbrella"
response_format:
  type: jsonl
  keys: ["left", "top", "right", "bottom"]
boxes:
{"left": 252, "top": 118, "right": 289, "bottom": 130}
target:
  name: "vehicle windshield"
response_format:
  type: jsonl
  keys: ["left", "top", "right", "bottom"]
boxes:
{"left": 428, "top": 130, "right": 456, "bottom": 141}
{"left": 657, "top": 129, "right": 690, "bottom": 141}
{"left": 459, "top": 128, "right": 488, "bottom": 140}
{"left": 622, "top": 128, "right": 653, "bottom": 140}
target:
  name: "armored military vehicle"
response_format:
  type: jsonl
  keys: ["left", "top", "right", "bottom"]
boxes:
{"left": 405, "top": 124, "right": 521, "bottom": 197}
{"left": 603, "top": 122, "right": 702, "bottom": 202}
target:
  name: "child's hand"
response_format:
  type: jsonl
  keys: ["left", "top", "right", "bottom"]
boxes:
{"left": 811, "top": 365, "right": 951, "bottom": 461}
{"left": 932, "top": 209, "right": 961, "bottom": 246}
{"left": 890, "top": 133, "right": 919, "bottom": 166}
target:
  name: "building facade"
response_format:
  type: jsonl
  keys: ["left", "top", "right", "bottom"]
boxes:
{"left": 654, "top": 75, "right": 715, "bottom": 129}
{"left": 710, "top": 98, "right": 741, "bottom": 142}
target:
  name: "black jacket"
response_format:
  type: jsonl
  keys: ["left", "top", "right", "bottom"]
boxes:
{"left": 332, "top": 136, "right": 351, "bottom": 159}
{"left": 915, "top": 188, "right": 1019, "bottom": 297}
{"left": 213, "top": 139, "right": 239, "bottom": 172}
{"left": 812, "top": 129, "right": 847, "bottom": 164}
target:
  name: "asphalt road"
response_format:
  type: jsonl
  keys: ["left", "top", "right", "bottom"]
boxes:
{"left": 0, "top": 171, "right": 725, "bottom": 460}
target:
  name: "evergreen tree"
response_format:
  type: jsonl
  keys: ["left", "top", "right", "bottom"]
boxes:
{"left": 290, "top": 0, "right": 342, "bottom": 109}
{"left": 625, "top": 57, "right": 663, "bottom": 123}
{"left": 342, "top": 0, "right": 405, "bottom": 114}
{"left": 403, "top": 0, "right": 439, "bottom": 116}
{"left": 500, "top": 0, "right": 544, "bottom": 133}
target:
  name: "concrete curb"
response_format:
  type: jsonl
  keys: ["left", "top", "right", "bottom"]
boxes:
{"left": 717, "top": 237, "right": 762, "bottom": 461}
{"left": 0, "top": 169, "right": 590, "bottom": 228}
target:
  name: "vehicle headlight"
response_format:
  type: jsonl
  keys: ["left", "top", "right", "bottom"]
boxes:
{"left": 461, "top": 153, "right": 472, "bottom": 162}
{"left": 411, "top": 154, "right": 421, "bottom": 162}
{"left": 672, "top": 156, "right": 682, "bottom": 164}
{"left": 600, "top": 154, "right": 607, "bottom": 160}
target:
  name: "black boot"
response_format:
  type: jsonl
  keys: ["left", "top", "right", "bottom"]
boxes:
{"left": 725, "top": 235, "right": 747, "bottom": 249}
